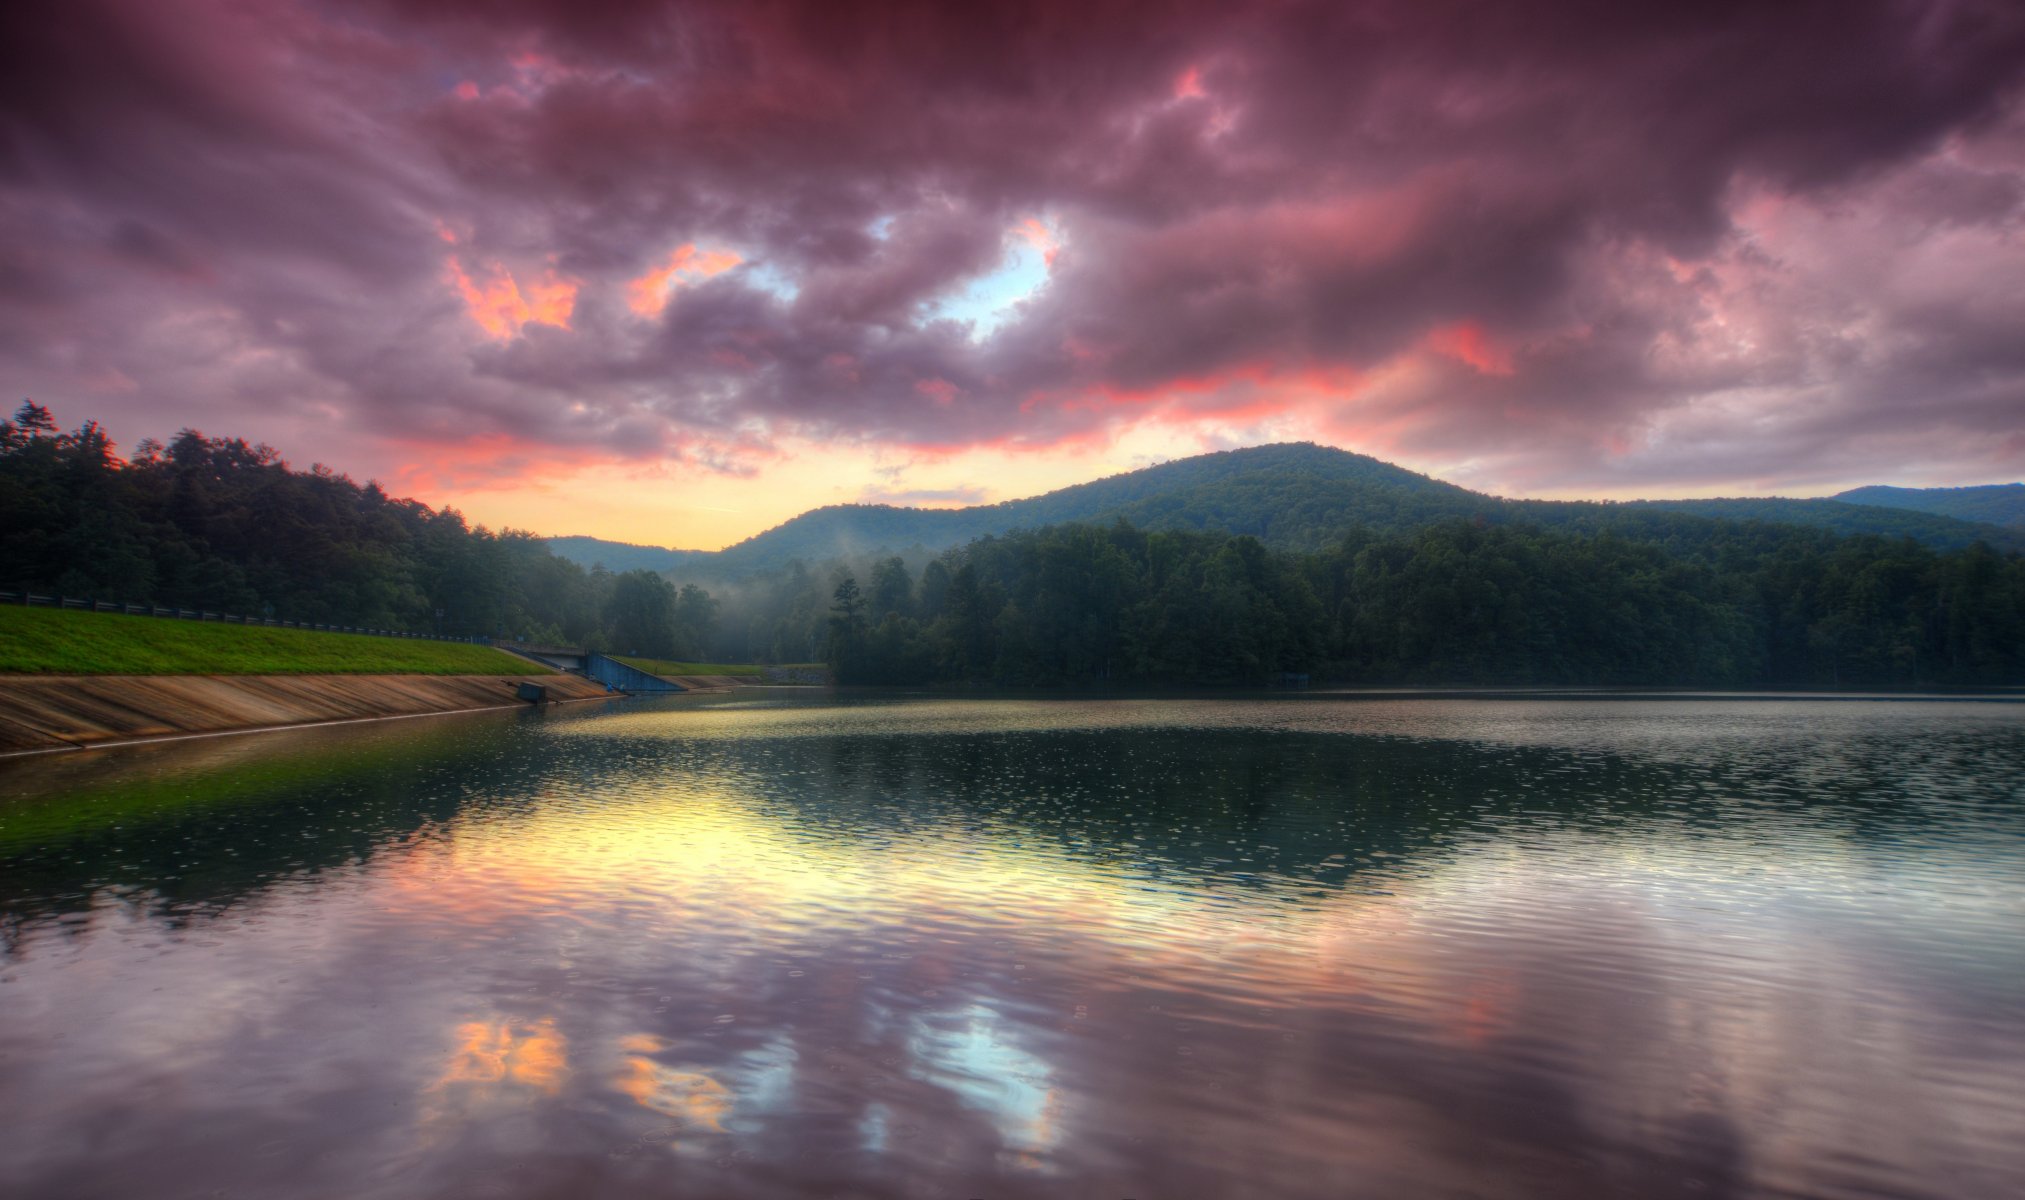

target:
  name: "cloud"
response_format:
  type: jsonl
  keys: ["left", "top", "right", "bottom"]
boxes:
{"left": 626, "top": 243, "right": 741, "bottom": 317}
{"left": 2, "top": 0, "right": 2022, "bottom": 504}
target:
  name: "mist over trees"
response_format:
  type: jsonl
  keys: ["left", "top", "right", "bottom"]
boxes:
{"left": 5, "top": 403, "right": 2021, "bottom": 687}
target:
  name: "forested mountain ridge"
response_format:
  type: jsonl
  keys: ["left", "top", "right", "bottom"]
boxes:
{"left": 545, "top": 536, "right": 708, "bottom": 576}
{"left": 1833, "top": 483, "right": 2025, "bottom": 528}
{"left": 6, "top": 404, "right": 2020, "bottom": 689}
{"left": 0, "top": 403, "right": 717, "bottom": 658}
{"left": 550, "top": 443, "right": 2024, "bottom": 578}
{"left": 799, "top": 520, "right": 2025, "bottom": 690}
{"left": 550, "top": 443, "right": 1473, "bottom": 575}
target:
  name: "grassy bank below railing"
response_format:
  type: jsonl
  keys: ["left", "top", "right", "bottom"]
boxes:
{"left": 0, "top": 606, "right": 538, "bottom": 675}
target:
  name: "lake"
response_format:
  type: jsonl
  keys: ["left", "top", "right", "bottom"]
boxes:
{"left": 2, "top": 692, "right": 2021, "bottom": 1199}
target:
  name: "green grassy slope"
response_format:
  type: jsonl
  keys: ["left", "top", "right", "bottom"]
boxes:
{"left": 0, "top": 606, "right": 539, "bottom": 675}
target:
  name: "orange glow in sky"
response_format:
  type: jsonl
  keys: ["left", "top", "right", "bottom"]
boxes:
{"left": 1424, "top": 322, "right": 1516, "bottom": 376}
{"left": 626, "top": 244, "right": 743, "bottom": 317}
{"left": 398, "top": 420, "right": 1331, "bottom": 549}
{"left": 446, "top": 256, "right": 578, "bottom": 339}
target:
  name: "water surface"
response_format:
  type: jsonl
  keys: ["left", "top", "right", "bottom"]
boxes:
{"left": 2, "top": 693, "right": 2021, "bottom": 1198}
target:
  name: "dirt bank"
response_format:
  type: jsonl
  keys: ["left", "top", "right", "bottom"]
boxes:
{"left": 0, "top": 672, "right": 614, "bottom": 755}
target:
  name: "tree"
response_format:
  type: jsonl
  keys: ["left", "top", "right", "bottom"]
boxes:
{"left": 14, "top": 401, "right": 55, "bottom": 437}
{"left": 869, "top": 556, "right": 913, "bottom": 620}
{"left": 831, "top": 572, "right": 866, "bottom": 621}
{"left": 605, "top": 569, "right": 678, "bottom": 657}
{"left": 917, "top": 558, "right": 953, "bottom": 618}
{"left": 5, "top": 401, "right": 2022, "bottom": 689}
{"left": 674, "top": 583, "right": 718, "bottom": 659}
{"left": 826, "top": 572, "right": 868, "bottom": 679}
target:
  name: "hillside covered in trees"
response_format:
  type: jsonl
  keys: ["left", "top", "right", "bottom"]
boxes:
{"left": 1833, "top": 483, "right": 2025, "bottom": 528}
{"left": 722, "top": 520, "right": 2025, "bottom": 689}
{"left": 0, "top": 403, "right": 715, "bottom": 659}
{"left": 6, "top": 403, "right": 2021, "bottom": 689}
{"left": 553, "top": 443, "right": 2025, "bottom": 579}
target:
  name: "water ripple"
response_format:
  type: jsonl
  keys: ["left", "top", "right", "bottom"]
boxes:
{"left": 0, "top": 694, "right": 2020, "bottom": 1198}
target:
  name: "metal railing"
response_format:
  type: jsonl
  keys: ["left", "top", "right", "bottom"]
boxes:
{"left": 0, "top": 590, "right": 491, "bottom": 644}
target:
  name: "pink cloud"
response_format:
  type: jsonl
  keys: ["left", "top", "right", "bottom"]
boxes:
{"left": 445, "top": 255, "right": 579, "bottom": 339}
{"left": 625, "top": 244, "right": 742, "bottom": 317}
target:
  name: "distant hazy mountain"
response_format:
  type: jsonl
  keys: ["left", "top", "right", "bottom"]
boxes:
{"left": 545, "top": 535, "right": 707, "bottom": 575}
{"left": 1832, "top": 483, "right": 2025, "bottom": 528}
{"left": 548, "top": 444, "right": 2024, "bottom": 579}
{"left": 1598, "top": 497, "right": 2022, "bottom": 545}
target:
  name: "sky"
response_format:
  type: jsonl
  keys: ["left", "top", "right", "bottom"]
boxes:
{"left": 4, "top": 0, "right": 2023, "bottom": 550}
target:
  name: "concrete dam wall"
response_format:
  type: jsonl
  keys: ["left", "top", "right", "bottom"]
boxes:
{"left": 0, "top": 672, "right": 614, "bottom": 755}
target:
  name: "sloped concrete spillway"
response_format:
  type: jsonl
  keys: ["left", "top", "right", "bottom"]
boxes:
{"left": 0, "top": 672, "right": 613, "bottom": 755}
{"left": 585, "top": 652, "right": 686, "bottom": 693}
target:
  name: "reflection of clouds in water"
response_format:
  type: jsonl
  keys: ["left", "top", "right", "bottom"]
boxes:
{"left": 2, "top": 697, "right": 2020, "bottom": 1197}
{"left": 858, "top": 1102, "right": 890, "bottom": 1155}
{"left": 418, "top": 1017, "right": 569, "bottom": 1140}
{"left": 612, "top": 1032, "right": 798, "bottom": 1148}
{"left": 614, "top": 1035, "right": 732, "bottom": 1138}
{"left": 908, "top": 1004, "right": 1062, "bottom": 1164}
{"left": 434, "top": 1018, "right": 568, "bottom": 1095}
{"left": 730, "top": 1035, "right": 797, "bottom": 1131}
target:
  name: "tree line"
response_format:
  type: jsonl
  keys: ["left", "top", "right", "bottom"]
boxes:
{"left": 803, "top": 519, "right": 2023, "bottom": 688}
{"left": 0, "top": 403, "right": 714, "bottom": 658}
{"left": 6, "top": 402, "right": 2020, "bottom": 687}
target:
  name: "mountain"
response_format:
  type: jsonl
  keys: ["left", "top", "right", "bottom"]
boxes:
{"left": 1832, "top": 483, "right": 2025, "bottom": 528}
{"left": 549, "top": 444, "right": 2025, "bottom": 579}
{"left": 544, "top": 535, "right": 707, "bottom": 575}
{"left": 549, "top": 444, "right": 1482, "bottom": 576}
{"left": 699, "top": 443, "right": 1479, "bottom": 566}
{"left": 1589, "top": 497, "right": 2023, "bottom": 545}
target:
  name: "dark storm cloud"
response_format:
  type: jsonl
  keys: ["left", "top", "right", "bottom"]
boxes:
{"left": 2, "top": 0, "right": 2021, "bottom": 488}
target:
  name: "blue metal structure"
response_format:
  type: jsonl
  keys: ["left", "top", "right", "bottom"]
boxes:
{"left": 584, "top": 651, "right": 686, "bottom": 693}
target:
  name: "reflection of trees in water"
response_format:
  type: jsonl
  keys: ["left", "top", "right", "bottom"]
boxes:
{"left": 746, "top": 724, "right": 2011, "bottom": 891}
{"left": 1, "top": 705, "right": 2019, "bottom": 1196}
{"left": 0, "top": 714, "right": 579, "bottom": 933}
{"left": 6, "top": 709, "right": 2017, "bottom": 940}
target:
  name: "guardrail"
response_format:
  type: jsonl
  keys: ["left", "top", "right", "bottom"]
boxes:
{"left": 0, "top": 590, "right": 491, "bottom": 644}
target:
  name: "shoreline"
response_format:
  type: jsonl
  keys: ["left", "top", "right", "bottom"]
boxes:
{"left": 0, "top": 672, "right": 618, "bottom": 759}
{"left": 822, "top": 682, "right": 2025, "bottom": 702}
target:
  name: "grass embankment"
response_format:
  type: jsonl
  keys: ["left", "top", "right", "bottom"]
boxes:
{"left": 0, "top": 606, "right": 538, "bottom": 675}
{"left": 613, "top": 655, "right": 772, "bottom": 677}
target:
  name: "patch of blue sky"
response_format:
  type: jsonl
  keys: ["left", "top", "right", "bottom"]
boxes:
{"left": 928, "top": 235, "right": 1049, "bottom": 338}
{"left": 739, "top": 261, "right": 801, "bottom": 302}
